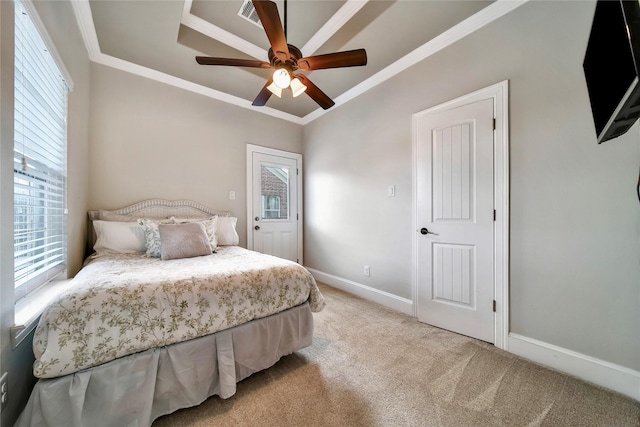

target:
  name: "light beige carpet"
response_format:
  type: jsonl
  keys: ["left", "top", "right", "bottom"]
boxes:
{"left": 153, "top": 283, "right": 640, "bottom": 426}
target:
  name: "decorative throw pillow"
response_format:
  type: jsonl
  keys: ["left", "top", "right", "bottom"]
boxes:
{"left": 158, "top": 223, "right": 212, "bottom": 260}
{"left": 216, "top": 216, "right": 239, "bottom": 246}
{"left": 93, "top": 220, "right": 146, "bottom": 255}
{"left": 137, "top": 218, "right": 172, "bottom": 257}
{"left": 171, "top": 216, "right": 218, "bottom": 250}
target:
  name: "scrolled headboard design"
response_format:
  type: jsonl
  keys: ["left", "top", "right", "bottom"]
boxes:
{"left": 86, "top": 199, "right": 231, "bottom": 257}
{"left": 88, "top": 199, "right": 230, "bottom": 221}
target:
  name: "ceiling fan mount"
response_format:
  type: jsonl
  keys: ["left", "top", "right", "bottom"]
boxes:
{"left": 195, "top": 0, "right": 367, "bottom": 110}
{"left": 268, "top": 44, "right": 302, "bottom": 68}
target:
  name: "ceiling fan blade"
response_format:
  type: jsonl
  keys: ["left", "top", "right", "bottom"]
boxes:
{"left": 196, "top": 56, "right": 271, "bottom": 68}
{"left": 252, "top": 0, "right": 289, "bottom": 61}
{"left": 252, "top": 78, "right": 273, "bottom": 107}
{"left": 296, "top": 75, "right": 335, "bottom": 110}
{"left": 297, "top": 49, "right": 367, "bottom": 71}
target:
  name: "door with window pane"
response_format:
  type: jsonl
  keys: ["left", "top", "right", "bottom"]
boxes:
{"left": 250, "top": 150, "right": 300, "bottom": 262}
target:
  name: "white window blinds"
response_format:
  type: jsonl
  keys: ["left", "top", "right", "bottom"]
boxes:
{"left": 14, "top": 0, "right": 68, "bottom": 301}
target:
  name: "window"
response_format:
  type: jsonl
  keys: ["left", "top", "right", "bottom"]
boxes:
{"left": 262, "top": 195, "right": 281, "bottom": 219}
{"left": 260, "top": 165, "right": 289, "bottom": 220}
{"left": 14, "top": 0, "right": 69, "bottom": 302}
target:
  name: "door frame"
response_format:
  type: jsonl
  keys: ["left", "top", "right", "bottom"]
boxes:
{"left": 411, "top": 80, "right": 509, "bottom": 350}
{"left": 246, "top": 144, "right": 303, "bottom": 264}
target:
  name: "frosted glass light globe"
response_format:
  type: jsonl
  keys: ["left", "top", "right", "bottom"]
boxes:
{"left": 290, "top": 77, "right": 307, "bottom": 97}
{"left": 273, "top": 68, "right": 291, "bottom": 89}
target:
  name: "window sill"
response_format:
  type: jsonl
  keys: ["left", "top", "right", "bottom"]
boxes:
{"left": 12, "top": 279, "right": 72, "bottom": 348}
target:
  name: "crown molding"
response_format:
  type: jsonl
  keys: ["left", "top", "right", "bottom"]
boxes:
{"left": 181, "top": 7, "right": 268, "bottom": 61}
{"left": 93, "top": 52, "right": 305, "bottom": 124}
{"left": 300, "top": 0, "right": 369, "bottom": 57}
{"left": 300, "top": 0, "right": 529, "bottom": 124}
{"left": 70, "top": 0, "right": 100, "bottom": 61}
{"left": 72, "top": 0, "right": 529, "bottom": 125}
{"left": 180, "top": 0, "right": 367, "bottom": 60}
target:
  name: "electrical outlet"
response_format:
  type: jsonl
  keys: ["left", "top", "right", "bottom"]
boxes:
{"left": 1, "top": 372, "right": 8, "bottom": 411}
{"left": 364, "top": 265, "right": 370, "bottom": 276}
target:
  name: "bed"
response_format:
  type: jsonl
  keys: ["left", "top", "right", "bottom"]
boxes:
{"left": 16, "top": 199, "right": 325, "bottom": 427}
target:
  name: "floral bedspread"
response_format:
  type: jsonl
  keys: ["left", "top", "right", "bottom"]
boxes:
{"left": 33, "top": 246, "right": 325, "bottom": 379}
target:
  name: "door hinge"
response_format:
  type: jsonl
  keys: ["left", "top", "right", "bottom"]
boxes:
{"left": 493, "top": 209, "right": 496, "bottom": 221}
{"left": 297, "top": 168, "right": 299, "bottom": 175}
{"left": 492, "top": 118, "right": 496, "bottom": 130}
{"left": 297, "top": 213, "right": 299, "bottom": 220}
{"left": 493, "top": 300, "right": 497, "bottom": 312}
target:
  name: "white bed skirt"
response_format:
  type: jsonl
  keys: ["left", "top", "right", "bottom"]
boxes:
{"left": 16, "top": 302, "right": 313, "bottom": 427}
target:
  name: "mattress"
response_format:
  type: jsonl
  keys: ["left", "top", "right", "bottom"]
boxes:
{"left": 33, "top": 246, "right": 325, "bottom": 378}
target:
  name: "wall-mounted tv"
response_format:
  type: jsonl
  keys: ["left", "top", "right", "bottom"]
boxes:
{"left": 583, "top": 0, "right": 640, "bottom": 143}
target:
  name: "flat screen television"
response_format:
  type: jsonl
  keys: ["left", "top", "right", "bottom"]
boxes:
{"left": 583, "top": 0, "right": 640, "bottom": 143}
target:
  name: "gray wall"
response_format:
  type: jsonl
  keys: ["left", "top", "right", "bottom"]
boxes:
{"left": 89, "top": 63, "right": 303, "bottom": 247}
{"left": 303, "top": 0, "right": 640, "bottom": 371}
{"left": 2, "top": 1, "right": 639, "bottom": 425}
{"left": 0, "top": 1, "right": 91, "bottom": 426}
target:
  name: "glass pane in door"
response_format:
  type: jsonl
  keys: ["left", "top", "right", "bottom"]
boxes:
{"left": 261, "top": 165, "right": 289, "bottom": 220}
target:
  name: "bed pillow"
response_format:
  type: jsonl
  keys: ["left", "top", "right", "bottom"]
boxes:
{"left": 171, "top": 216, "right": 218, "bottom": 250}
{"left": 138, "top": 218, "right": 172, "bottom": 257}
{"left": 98, "top": 210, "right": 138, "bottom": 222}
{"left": 93, "top": 220, "right": 146, "bottom": 255}
{"left": 216, "top": 216, "right": 239, "bottom": 246}
{"left": 158, "top": 223, "right": 212, "bottom": 260}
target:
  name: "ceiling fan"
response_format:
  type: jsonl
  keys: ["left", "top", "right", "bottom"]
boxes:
{"left": 195, "top": 0, "right": 367, "bottom": 110}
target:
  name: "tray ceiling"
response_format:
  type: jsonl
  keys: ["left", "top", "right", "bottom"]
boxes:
{"left": 73, "top": 0, "right": 526, "bottom": 123}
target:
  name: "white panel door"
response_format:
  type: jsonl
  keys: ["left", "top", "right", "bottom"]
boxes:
{"left": 416, "top": 98, "right": 495, "bottom": 343}
{"left": 251, "top": 152, "right": 299, "bottom": 262}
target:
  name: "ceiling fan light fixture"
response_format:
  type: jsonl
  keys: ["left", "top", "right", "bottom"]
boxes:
{"left": 266, "top": 81, "right": 283, "bottom": 97}
{"left": 290, "top": 77, "right": 307, "bottom": 97}
{"left": 195, "top": 0, "right": 367, "bottom": 109}
{"left": 272, "top": 68, "right": 291, "bottom": 89}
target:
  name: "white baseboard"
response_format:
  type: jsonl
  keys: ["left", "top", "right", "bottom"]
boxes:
{"left": 508, "top": 333, "right": 640, "bottom": 401}
{"left": 306, "top": 268, "right": 413, "bottom": 316}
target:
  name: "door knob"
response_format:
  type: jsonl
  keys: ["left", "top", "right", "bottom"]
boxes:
{"left": 255, "top": 217, "right": 260, "bottom": 221}
{"left": 420, "top": 227, "right": 438, "bottom": 236}
{"left": 254, "top": 225, "right": 260, "bottom": 231}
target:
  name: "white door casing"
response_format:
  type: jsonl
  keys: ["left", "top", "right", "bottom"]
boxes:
{"left": 247, "top": 144, "right": 303, "bottom": 263}
{"left": 412, "top": 81, "right": 509, "bottom": 349}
